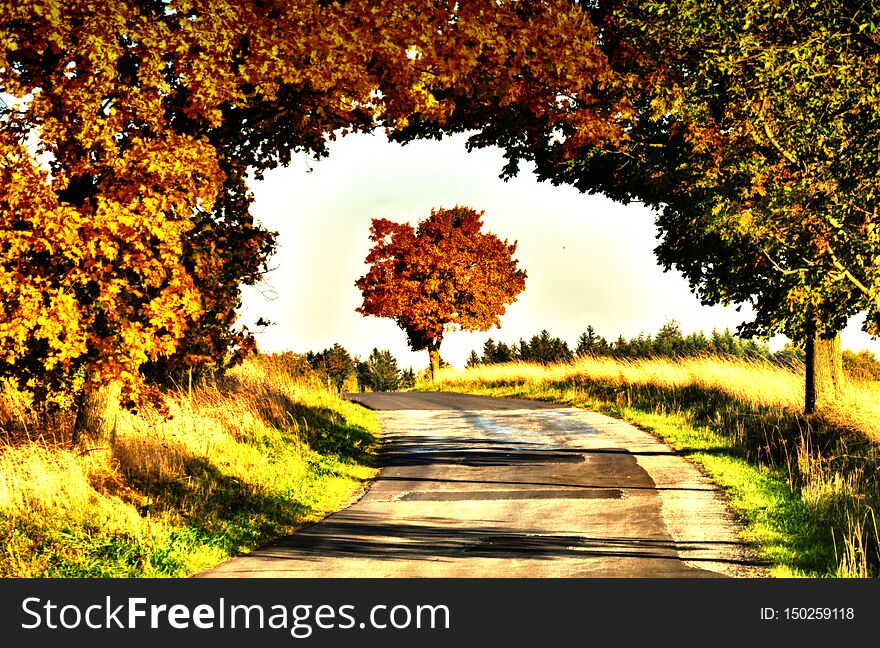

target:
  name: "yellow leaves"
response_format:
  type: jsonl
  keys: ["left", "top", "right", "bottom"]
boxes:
{"left": 35, "top": 292, "right": 87, "bottom": 368}
{"left": 2, "top": 0, "right": 609, "bottom": 399}
{"left": 0, "top": 283, "right": 41, "bottom": 363}
{"left": 104, "top": 132, "right": 223, "bottom": 215}
{"left": 0, "top": 140, "right": 206, "bottom": 393}
{"left": 734, "top": 208, "right": 755, "bottom": 237}
{"left": 31, "top": 1, "right": 62, "bottom": 22}
{"left": 649, "top": 84, "right": 685, "bottom": 119}
{"left": 0, "top": 1, "right": 264, "bottom": 400}
{"left": 0, "top": 274, "right": 86, "bottom": 369}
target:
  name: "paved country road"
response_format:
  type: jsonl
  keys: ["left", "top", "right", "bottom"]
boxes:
{"left": 197, "top": 392, "right": 762, "bottom": 577}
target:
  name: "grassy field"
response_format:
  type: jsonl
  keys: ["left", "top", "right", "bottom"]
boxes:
{"left": 424, "top": 356, "right": 880, "bottom": 577}
{"left": 0, "top": 355, "right": 380, "bottom": 577}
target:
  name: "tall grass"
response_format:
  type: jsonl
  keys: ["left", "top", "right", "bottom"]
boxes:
{"left": 427, "top": 356, "right": 880, "bottom": 577}
{"left": 0, "top": 356, "right": 379, "bottom": 577}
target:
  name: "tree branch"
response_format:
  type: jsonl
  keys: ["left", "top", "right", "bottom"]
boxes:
{"left": 758, "top": 96, "right": 799, "bottom": 166}
{"left": 827, "top": 244, "right": 873, "bottom": 298}
{"left": 762, "top": 249, "right": 807, "bottom": 276}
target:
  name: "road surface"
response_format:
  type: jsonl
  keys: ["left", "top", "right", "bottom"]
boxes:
{"left": 197, "top": 392, "right": 760, "bottom": 577}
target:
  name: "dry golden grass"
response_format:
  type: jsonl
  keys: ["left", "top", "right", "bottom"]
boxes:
{"left": 436, "top": 355, "right": 880, "bottom": 440}
{"left": 1, "top": 359, "right": 372, "bottom": 508}
{"left": 0, "top": 356, "right": 379, "bottom": 577}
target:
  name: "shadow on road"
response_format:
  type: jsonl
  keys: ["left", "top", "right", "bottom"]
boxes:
{"left": 376, "top": 474, "right": 716, "bottom": 494}
{"left": 380, "top": 435, "right": 732, "bottom": 469}
{"left": 241, "top": 511, "right": 763, "bottom": 572}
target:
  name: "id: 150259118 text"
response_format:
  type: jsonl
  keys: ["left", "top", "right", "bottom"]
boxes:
{"left": 760, "top": 607, "right": 855, "bottom": 621}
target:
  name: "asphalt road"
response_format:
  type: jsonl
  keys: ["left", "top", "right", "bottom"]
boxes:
{"left": 197, "top": 391, "right": 760, "bottom": 578}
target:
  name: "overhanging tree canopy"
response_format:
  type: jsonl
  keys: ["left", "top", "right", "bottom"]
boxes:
{"left": 606, "top": 0, "right": 880, "bottom": 342}
{"left": 390, "top": 0, "right": 880, "bottom": 412}
{"left": 14, "top": 0, "right": 867, "bottom": 425}
{"left": 594, "top": 0, "right": 880, "bottom": 411}
{"left": 0, "top": 0, "right": 617, "bottom": 443}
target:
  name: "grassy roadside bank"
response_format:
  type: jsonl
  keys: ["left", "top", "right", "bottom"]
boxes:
{"left": 0, "top": 355, "right": 380, "bottom": 577}
{"left": 423, "top": 357, "right": 880, "bottom": 577}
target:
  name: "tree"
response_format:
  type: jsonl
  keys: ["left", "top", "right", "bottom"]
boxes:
{"left": 482, "top": 338, "right": 517, "bottom": 364}
{"left": 681, "top": 331, "right": 710, "bottom": 357}
{"left": 356, "top": 206, "right": 526, "bottom": 380}
{"left": 604, "top": 0, "right": 879, "bottom": 412}
{"left": 481, "top": 339, "right": 498, "bottom": 364}
{"left": 653, "top": 320, "right": 684, "bottom": 358}
{"left": 842, "top": 350, "right": 880, "bottom": 382}
{"left": 398, "top": 367, "right": 417, "bottom": 390}
{"left": 612, "top": 335, "right": 631, "bottom": 358}
{"left": 391, "top": 1, "right": 879, "bottom": 413}
{"left": 1, "top": 2, "right": 226, "bottom": 448}
{"left": 518, "top": 330, "right": 572, "bottom": 364}
{"left": 357, "top": 349, "right": 400, "bottom": 393}
{"left": 1, "top": 0, "right": 617, "bottom": 448}
{"left": 307, "top": 343, "right": 355, "bottom": 392}
{"left": 465, "top": 350, "right": 482, "bottom": 368}
{"left": 576, "top": 325, "right": 609, "bottom": 356}
{"left": 592, "top": 1, "right": 880, "bottom": 412}
{"left": 0, "top": 0, "right": 330, "bottom": 448}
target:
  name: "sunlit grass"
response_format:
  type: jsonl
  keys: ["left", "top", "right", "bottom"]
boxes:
{"left": 0, "top": 356, "right": 380, "bottom": 577}
{"left": 425, "top": 355, "right": 880, "bottom": 577}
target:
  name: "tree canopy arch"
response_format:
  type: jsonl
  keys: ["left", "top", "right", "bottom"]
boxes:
{"left": 1, "top": 0, "right": 619, "bottom": 445}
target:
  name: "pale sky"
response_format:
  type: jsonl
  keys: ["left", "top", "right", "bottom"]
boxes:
{"left": 238, "top": 131, "right": 880, "bottom": 371}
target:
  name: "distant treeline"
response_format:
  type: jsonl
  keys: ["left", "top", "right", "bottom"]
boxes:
{"left": 264, "top": 344, "right": 416, "bottom": 393}
{"left": 466, "top": 321, "right": 880, "bottom": 380}
{"left": 259, "top": 323, "right": 880, "bottom": 391}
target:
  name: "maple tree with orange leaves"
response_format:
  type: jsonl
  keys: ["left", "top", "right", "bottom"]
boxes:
{"left": 356, "top": 206, "right": 526, "bottom": 380}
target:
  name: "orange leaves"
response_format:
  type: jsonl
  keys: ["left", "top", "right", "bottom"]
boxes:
{"left": 0, "top": 0, "right": 252, "bottom": 399}
{"left": 356, "top": 206, "right": 526, "bottom": 352}
{"left": 1, "top": 0, "right": 609, "bottom": 402}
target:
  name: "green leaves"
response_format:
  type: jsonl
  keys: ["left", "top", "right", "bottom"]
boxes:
{"left": 498, "top": 0, "right": 880, "bottom": 343}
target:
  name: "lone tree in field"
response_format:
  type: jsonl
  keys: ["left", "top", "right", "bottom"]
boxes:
{"left": 356, "top": 207, "right": 526, "bottom": 381}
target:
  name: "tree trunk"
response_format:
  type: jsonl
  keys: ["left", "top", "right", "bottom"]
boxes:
{"left": 72, "top": 379, "right": 122, "bottom": 455}
{"left": 804, "top": 330, "right": 843, "bottom": 414}
{"left": 428, "top": 342, "right": 441, "bottom": 384}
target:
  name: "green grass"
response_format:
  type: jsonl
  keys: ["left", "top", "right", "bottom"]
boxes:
{"left": 1, "top": 451, "right": 372, "bottom": 577}
{"left": 0, "top": 357, "right": 380, "bottom": 577}
{"left": 425, "top": 358, "right": 880, "bottom": 577}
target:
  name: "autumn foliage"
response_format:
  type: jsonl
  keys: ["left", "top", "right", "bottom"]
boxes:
{"left": 356, "top": 207, "right": 526, "bottom": 378}
{"left": 1, "top": 1, "right": 277, "bottom": 415}
{"left": 0, "top": 1, "right": 616, "bottom": 442}
{"left": 5, "top": 0, "right": 875, "bottom": 429}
